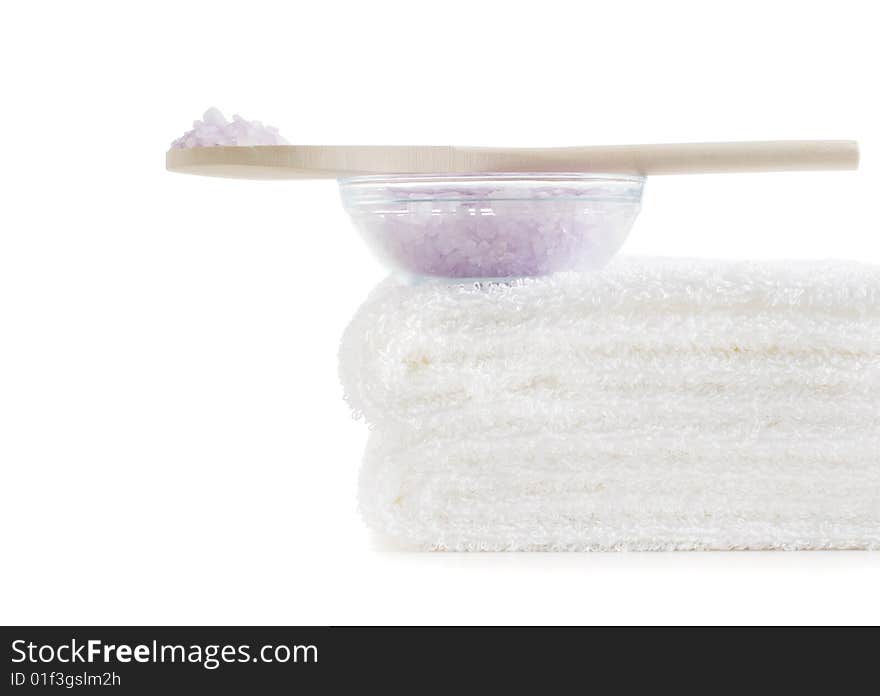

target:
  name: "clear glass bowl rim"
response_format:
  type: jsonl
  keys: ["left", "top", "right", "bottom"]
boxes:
{"left": 339, "top": 172, "right": 645, "bottom": 204}
{"left": 339, "top": 171, "right": 646, "bottom": 185}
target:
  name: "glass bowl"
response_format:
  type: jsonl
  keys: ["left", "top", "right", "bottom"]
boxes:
{"left": 339, "top": 173, "right": 644, "bottom": 280}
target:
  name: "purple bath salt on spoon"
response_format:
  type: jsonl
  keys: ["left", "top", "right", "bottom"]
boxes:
{"left": 170, "top": 108, "right": 289, "bottom": 149}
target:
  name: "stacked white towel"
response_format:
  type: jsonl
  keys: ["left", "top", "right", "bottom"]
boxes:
{"left": 340, "top": 258, "right": 880, "bottom": 550}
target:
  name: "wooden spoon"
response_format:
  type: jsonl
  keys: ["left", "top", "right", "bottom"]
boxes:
{"left": 166, "top": 140, "right": 859, "bottom": 180}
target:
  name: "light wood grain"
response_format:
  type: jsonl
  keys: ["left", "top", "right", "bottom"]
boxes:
{"left": 166, "top": 140, "right": 859, "bottom": 180}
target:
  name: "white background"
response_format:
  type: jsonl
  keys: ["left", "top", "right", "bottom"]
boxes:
{"left": 1, "top": 0, "right": 878, "bottom": 625}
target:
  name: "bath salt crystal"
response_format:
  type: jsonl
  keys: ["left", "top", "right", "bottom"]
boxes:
{"left": 170, "top": 108, "right": 289, "bottom": 148}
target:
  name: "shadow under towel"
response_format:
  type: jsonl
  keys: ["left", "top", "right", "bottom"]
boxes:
{"left": 340, "top": 257, "right": 880, "bottom": 550}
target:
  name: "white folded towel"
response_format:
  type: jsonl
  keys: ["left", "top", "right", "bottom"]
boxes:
{"left": 340, "top": 258, "right": 880, "bottom": 550}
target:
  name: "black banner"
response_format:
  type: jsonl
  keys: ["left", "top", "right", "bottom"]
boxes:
{"left": 1, "top": 625, "right": 870, "bottom": 692}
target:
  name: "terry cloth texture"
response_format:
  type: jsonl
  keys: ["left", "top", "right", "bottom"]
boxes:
{"left": 340, "top": 258, "right": 880, "bottom": 551}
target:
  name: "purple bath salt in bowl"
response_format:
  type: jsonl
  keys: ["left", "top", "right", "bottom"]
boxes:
{"left": 339, "top": 173, "right": 644, "bottom": 280}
